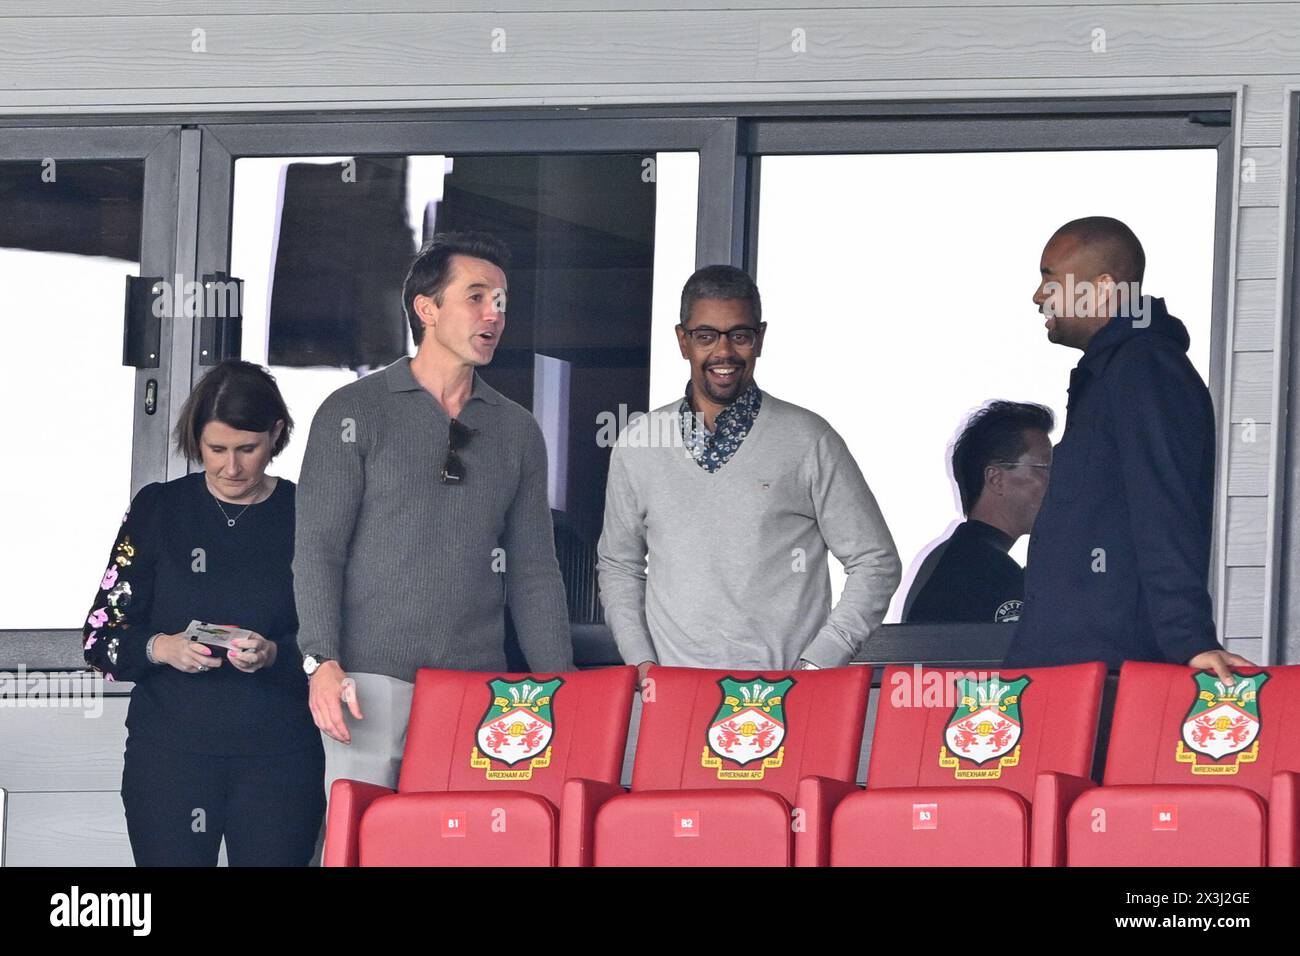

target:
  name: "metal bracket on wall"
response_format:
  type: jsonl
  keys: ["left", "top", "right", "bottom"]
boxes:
{"left": 197, "top": 272, "right": 244, "bottom": 366}
{"left": 121, "top": 275, "right": 165, "bottom": 369}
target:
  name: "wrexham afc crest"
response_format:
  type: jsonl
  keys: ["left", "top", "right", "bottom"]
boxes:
{"left": 701, "top": 677, "right": 795, "bottom": 781}
{"left": 939, "top": 675, "right": 1030, "bottom": 779}
{"left": 469, "top": 677, "right": 563, "bottom": 780}
{"left": 1175, "top": 671, "right": 1269, "bottom": 774}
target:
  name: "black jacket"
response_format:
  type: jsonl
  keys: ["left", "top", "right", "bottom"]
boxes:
{"left": 1005, "top": 296, "right": 1221, "bottom": 669}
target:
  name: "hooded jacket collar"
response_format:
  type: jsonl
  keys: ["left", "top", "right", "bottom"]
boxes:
{"left": 1077, "top": 296, "right": 1191, "bottom": 377}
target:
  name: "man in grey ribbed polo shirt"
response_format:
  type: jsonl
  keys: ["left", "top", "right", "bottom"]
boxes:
{"left": 598, "top": 265, "right": 901, "bottom": 682}
{"left": 294, "top": 233, "right": 574, "bottom": 795}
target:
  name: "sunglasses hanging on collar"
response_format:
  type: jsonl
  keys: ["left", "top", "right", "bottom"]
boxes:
{"left": 441, "top": 418, "right": 476, "bottom": 484}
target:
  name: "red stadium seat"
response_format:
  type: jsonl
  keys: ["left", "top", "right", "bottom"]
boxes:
{"left": 591, "top": 666, "right": 871, "bottom": 867}
{"left": 830, "top": 662, "right": 1106, "bottom": 867}
{"left": 1066, "top": 662, "right": 1300, "bottom": 867}
{"left": 323, "top": 666, "right": 636, "bottom": 867}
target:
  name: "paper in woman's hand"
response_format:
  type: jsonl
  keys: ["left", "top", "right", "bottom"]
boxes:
{"left": 184, "top": 620, "right": 252, "bottom": 651}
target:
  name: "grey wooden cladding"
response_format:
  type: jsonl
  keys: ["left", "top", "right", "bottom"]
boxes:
{"left": 1233, "top": 278, "right": 1280, "bottom": 350}
{"left": 1221, "top": 59, "right": 1273, "bottom": 649}
{"left": 1228, "top": 422, "right": 1272, "bottom": 495}
{"left": 3, "top": 6, "right": 1300, "bottom": 97}
{"left": 4, "top": 791, "right": 133, "bottom": 867}
{"left": 0, "top": 681, "right": 132, "bottom": 864}
{"left": 1226, "top": 496, "right": 1268, "bottom": 565}
{"left": 1225, "top": 637, "right": 1264, "bottom": 660}
{"left": 1240, "top": 146, "right": 1283, "bottom": 207}
{"left": 1230, "top": 351, "right": 1274, "bottom": 423}
{"left": 1226, "top": 565, "right": 1266, "bottom": 635}
{"left": 0, "top": 698, "right": 128, "bottom": 792}
{"left": 13, "top": 0, "right": 1292, "bottom": 15}
{"left": 1243, "top": 80, "right": 1288, "bottom": 147}
{"left": 1236, "top": 205, "right": 1282, "bottom": 280}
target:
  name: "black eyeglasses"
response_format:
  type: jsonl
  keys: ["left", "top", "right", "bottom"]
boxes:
{"left": 994, "top": 460, "right": 1052, "bottom": 472}
{"left": 679, "top": 325, "right": 762, "bottom": 349}
{"left": 441, "top": 419, "right": 476, "bottom": 484}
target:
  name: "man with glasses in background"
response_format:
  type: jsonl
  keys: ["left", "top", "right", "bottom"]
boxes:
{"left": 902, "top": 401, "right": 1054, "bottom": 624}
{"left": 597, "top": 264, "right": 901, "bottom": 680}
{"left": 295, "top": 233, "right": 573, "bottom": 801}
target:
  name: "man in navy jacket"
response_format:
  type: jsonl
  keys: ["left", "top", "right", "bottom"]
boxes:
{"left": 1004, "top": 216, "right": 1251, "bottom": 682}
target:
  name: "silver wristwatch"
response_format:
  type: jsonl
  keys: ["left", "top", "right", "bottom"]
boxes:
{"left": 302, "top": 654, "right": 333, "bottom": 677}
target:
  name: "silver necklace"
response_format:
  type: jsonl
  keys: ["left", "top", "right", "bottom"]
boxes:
{"left": 211, "top": 479, "right": 266, "bottom": 527}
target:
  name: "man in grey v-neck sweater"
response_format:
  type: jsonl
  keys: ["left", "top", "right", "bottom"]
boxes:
{"left": 597, "top": 266, "right": 900, "bottom": 672}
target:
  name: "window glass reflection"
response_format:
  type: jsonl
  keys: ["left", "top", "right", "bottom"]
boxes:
{"left": 0, "top": 160, "right": 143, "bottom": 627}
{"left": 742, "top": 150, "right": 1217, "bottom": 621}
{"left": 231, "top": 151, "right": 698, "bottom": 626}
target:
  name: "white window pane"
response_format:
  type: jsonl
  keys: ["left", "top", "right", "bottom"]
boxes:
{"left": 670, "top": 149, "right": 1216, "bottom": 621}
{"left": 0, "top": 161, "right": 143, "bottom": 628}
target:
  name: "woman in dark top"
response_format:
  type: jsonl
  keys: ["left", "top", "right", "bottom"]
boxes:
{"left": 82, "top": 360, "right": 324, "bottom": 866}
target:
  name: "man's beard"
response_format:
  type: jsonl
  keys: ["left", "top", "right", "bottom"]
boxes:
{"left": 701, "top": 364, "right": 746, "bottom": 405}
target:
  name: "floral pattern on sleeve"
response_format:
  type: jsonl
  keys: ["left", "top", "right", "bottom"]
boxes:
{"left": 83, "top": 489, "right": 159, "bottom": 683}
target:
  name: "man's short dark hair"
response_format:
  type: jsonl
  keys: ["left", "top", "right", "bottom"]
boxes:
{"left": 1052, "top": 216, "right": 1146, "bottom": 287}
{"left": 951, "top": 400, "right": 1055, "bottom": 515}
{"left": 173, "top": 359, "right": 293, "bottom": 462}
{"left": 679, "top": 264, "right": 762, "bottom": 326}
{"left": 402, "top": 232, "right": 511, "bottom": 346}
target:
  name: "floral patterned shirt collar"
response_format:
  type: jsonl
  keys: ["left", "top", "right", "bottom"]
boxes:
{"left": 678, "top": 381, "right": 763, "bottom": 473}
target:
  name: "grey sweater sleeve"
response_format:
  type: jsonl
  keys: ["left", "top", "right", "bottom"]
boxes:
{"left": 596, "top": 441, "right": 658, "bottom": 666}
{"left": 293, "top": 394, "right": 365, "bottom": 663}
{"left": 503, "top": 425, "right": 576, "bottom": 672}
{"left": 800, "top": 426, "right": 902, "bottom": 667}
